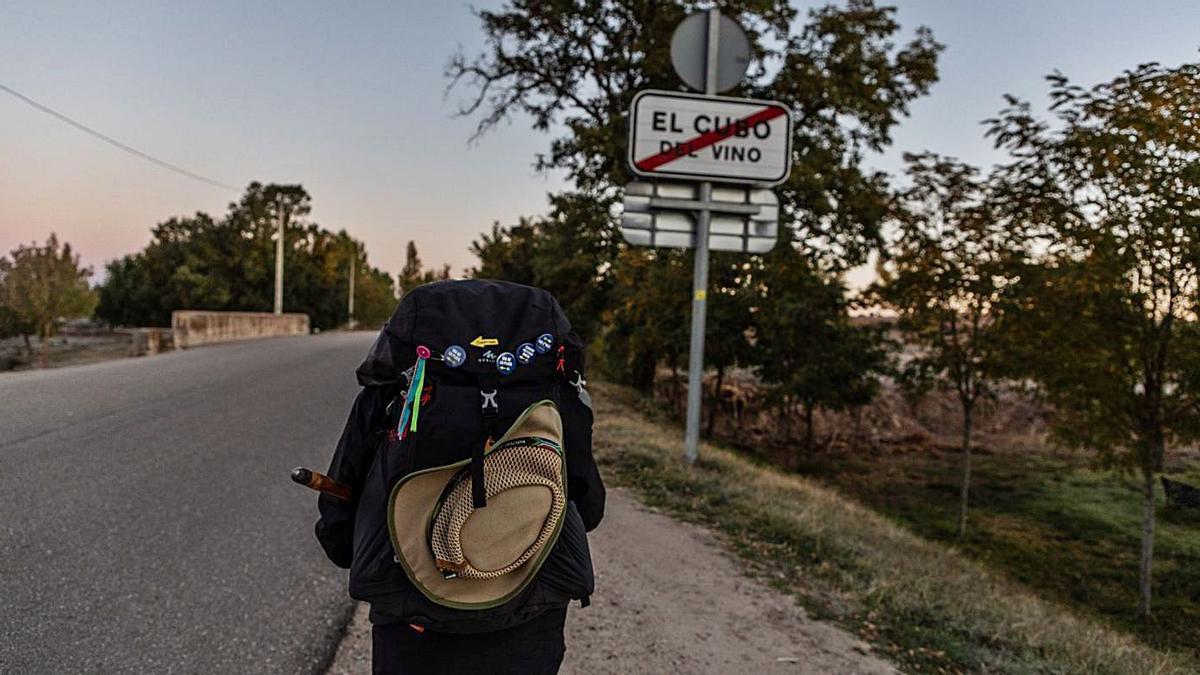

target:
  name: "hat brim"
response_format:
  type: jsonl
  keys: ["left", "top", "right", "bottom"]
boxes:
{"left": 387, "top": 400, "right": 565, "bottom": 609}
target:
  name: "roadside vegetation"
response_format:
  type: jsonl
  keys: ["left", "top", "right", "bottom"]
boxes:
{"left": 0, "top": 234, "right": 97, "bottom": 368}
{"left": 591, "top": 381, "right": 1199, "bottom": 674}
{"left": 452, "top": 1, "right": 1200, "bottom": 627}
{"left": 94, "top": 183, "right": 408, "bottom": 331}
{"left": 653, "top": 374, "right": 1200, "bottom": 656}
{"left": 2, "top": 185, "right": 449, "bottom": 370}
{"left": 800, "top": 446, "right": 1200, "bottom": 655}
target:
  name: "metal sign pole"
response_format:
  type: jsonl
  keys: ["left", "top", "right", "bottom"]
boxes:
{"left": 274, "top": 195, "right": 285, "bottom": 315}
{"left": 683, "top": 7, "right": 721, "bottom": 464}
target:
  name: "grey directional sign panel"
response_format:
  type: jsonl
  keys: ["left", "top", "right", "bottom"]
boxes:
{"left": 670, "top": 12, "right": 751, "bottom": 93}
{"left": 620, "top": 181, "right": 778, "bottom": 253}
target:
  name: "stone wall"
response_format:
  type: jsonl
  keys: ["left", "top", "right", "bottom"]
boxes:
{"left": 172, "top": 311, "right": 309, "bottom": 349}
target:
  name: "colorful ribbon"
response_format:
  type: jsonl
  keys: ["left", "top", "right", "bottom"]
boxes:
{"left": 397, "top": 349, "right": 428, "bottom": 438}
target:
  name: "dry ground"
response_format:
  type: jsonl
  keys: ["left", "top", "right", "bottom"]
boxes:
{"left": 327, "top": 489, "right": 895, "bottom": 674}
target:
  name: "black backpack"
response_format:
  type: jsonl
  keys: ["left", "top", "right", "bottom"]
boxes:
{"left": 348, "top": 280, "right": 596, "bottom": 633}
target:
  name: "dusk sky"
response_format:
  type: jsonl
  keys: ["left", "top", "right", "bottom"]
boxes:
{"left": 3, "top": 1, "right": 1199, "bottom": 285}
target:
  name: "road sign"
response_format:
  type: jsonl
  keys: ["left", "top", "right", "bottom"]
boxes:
{"left": 670, "top": 12, "right": 751, "bottom": 93}
{"left": 621, "top": 181, "right": 778, "bottom": 253}
{"left": 621, "top": 9, "right": 797, "bottom": 466}
{"left": 627, "top": 90, "right": 792, "bottom": 186}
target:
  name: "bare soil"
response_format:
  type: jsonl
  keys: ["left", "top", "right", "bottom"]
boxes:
{"left": 0, "top": 333, "right": 135, "bottom": 372}
{"left": 326, "top": 488, "right": 896, "bottom": 674}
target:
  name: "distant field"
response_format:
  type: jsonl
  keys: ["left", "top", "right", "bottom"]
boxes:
{"left": 592, "top": 381, "right": 1200, "bottom": 674}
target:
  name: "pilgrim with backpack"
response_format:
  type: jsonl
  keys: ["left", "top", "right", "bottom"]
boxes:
{"left": 313, "top": 280, "right": 606, "bottom": 675}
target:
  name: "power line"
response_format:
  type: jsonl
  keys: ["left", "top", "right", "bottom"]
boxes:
{"left": 0, "top": 82, "right": 240, "bottom": 192}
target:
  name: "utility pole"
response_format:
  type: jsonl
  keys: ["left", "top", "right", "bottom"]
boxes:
{"left": 274, "top": 194, "right": 285, "bottom": 315}
{"left": 347, "top": 246, "right": 356, "bottom": 329}
{"left": 682, "top": 7, "right": 721, "bottom": 464}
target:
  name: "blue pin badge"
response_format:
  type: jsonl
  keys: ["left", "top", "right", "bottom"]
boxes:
{"left": 535, "top": 333, "right": 555, "bottom": 354}
{"left": 443, "top": 345, "right": 467, "bottom": 368}
{"left": 495, "top": 351, "right": 517, "bottom": 375}
{"left": 517, "top": 342, "right": 537, "bottom": 365}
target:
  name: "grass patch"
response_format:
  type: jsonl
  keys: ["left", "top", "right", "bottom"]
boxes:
{"left": 590, "top": 382, "right": 1199, "bottom": 674}
{"left": 794, "top": 448, "right": 1200, "bottom": 654}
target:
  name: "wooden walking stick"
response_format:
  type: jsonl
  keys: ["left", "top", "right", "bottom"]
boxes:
{"left": 291, "top": 467, "right": 352, "bottom": 502}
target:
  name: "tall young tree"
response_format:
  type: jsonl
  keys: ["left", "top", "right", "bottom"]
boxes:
{"left": 0, "top": 234, "right": 97, "bottom": 367}
{"left": 989, "top": 62, "right": 1200, "bottom": 616}
{"left": 875, "top": 153, "right": 1021, "bottom": 536}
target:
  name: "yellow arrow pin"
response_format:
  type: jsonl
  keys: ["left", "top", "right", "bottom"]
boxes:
{"left": 470, "top": 336, "right": 499, "bottom": 348}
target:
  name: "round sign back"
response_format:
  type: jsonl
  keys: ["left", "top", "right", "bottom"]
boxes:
{"left": 669, "top": 12, "right": 751, "bottom": 93}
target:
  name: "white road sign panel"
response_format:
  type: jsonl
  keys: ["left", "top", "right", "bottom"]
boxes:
{"left": 628, "top": 90, "right": 792, "bottom": 186}
{"left": 620, "top": 181, "right": 778, "bottom": 253}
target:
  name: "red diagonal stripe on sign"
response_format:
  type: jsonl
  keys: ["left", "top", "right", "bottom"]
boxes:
{"left": 635, "top": 104, "right": 788, "bottom": 172}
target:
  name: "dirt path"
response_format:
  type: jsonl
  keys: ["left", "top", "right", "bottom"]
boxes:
{"left": 327, "top": 488, "right": 895, "bottom": 674}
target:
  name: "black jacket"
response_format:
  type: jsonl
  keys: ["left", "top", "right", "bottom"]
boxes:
{"left": 314, "top": 371, "right": 605, "bottom": 569}
{"left": 313, "top": 281, "right": 606, "bottom": 629}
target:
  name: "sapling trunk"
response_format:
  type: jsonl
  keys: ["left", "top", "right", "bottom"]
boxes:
{"left": 804, "top": 403, "right": 815, "bottom": 455}
{"left": 1138, "top": 464, "right": 1156, "bottom": 618}
{"left": 39, "top": 323, "right": 51, "bottom": 368}
{"left": 671, "top": 363, "right": 681, "bottom": 414}
{"left": 781, "top": 398, "right": 792, "bottom": 443}
{"left": 958, "top": 404, "right": 973, "bottom": 538}
{"left": 706, "top": 365, "right": 724, "bottom": 437}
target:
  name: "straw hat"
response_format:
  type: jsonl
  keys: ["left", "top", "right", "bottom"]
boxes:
{"left": 388, "top": 400, "right": 567, "bottom": 609}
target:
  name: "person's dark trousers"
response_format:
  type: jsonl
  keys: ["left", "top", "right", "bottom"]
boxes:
{"left": 371, "top": 607, "right": 568, "bottom": 675}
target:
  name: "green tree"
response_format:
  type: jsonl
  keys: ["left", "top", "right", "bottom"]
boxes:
{"left": 989, "top": 62, "right": 1200, "bottom": 617}
{"left": 398, "top": 241, "right": 451, "bottom": 298}
{"left": 701, "top": 252, "right": 757, "bottom": 434}
{"left": 752, "top": 244, "right": 887, "bottom": 455}
{"left": 96, "top": 183, "right": 399, "bottom": 331}
{"left": 451, "top": 0, "right": 939, "bottom": 260}
{"left": 470, "top": 193, "right": 618, "bottom": 340}
{"left": 0, "top": 260, "right": 35, "bottom": 350}
{"left": 455, "top": 0, "right": 942, "bottom": 356}
{"left": 470, "top": 220, "right": 538, "bottom": 285}
{"left": 0, "top": 234, "right": 98, "bottom": 367}
{"left": 348, "top": 238, "right": 401, "bottom": 330}
{"left": 874, "top": 153, "right": 1023, "bottom": 536}
{"left": 602, "top": 247, "right": 692, "bottom": 391}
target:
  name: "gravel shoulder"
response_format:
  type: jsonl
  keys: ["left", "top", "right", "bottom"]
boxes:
{"left": 327, "top": 488, "right": 896, "bottom": 674}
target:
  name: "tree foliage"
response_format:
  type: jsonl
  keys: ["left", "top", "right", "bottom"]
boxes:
{"left": 471, "top": 192, "right": 618, "bottom": 340}
{"left": 0, "top": 234, "right": 98, "bottom": 367}
{"left": 989, "top": 61, "right": 1200, "bottom": 616}
{"left": 753, "top": 243, "right": 887, "bottom": 453}
{"left": 398, "top": 241, "right": 451, "bottom": 298}
{"left": 450, "top": 0, "right": 941, "bottom": 265}
{"left": 96, "top": 183, "right": 397, "bottom": 330}
{"left": 601, "top": 247, "right": 693, "bottom": 390}
{"left": 455, "top": 0, "right": 940, "bottom": 428}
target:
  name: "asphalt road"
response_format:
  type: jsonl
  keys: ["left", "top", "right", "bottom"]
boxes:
{"left": 0, "top": 332, "right": 376, "bottom": 674}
